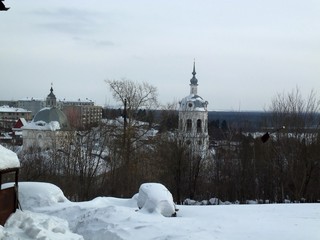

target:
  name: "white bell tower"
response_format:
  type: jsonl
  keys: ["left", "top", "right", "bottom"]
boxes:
{"left": 178, "top": 61, "right": 209, "bottom": 157}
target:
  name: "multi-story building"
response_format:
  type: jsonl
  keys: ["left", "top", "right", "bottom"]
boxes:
{"left": 0, "top": 101, "right": 17, "bottom": 108}
{"left": 17, "top": 98, "right": 46, "bottom": 118}
{"left": 63, "top": 105, "right": 102, "bottom": 129}
{"left": 0, "top": 106, "right": 32, "bottom": 131}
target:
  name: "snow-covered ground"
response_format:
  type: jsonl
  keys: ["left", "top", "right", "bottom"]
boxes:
{"left": 1, "top": 182, "right": 319, "bottom": 240}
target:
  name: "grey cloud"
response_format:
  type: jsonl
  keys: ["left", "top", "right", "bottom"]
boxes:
{"left": 72, "top": 37, "right": 115, "bottom": 48}
{"left": 31, "top": 8, "right": 102, "bottom": 35}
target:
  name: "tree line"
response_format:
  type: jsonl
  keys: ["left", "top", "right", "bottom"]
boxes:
{"left": 15, "top": 81, "right": 320, "bottom": 203}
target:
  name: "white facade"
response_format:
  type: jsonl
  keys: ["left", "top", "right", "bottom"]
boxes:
{"left": 178, "top": 63, "right": 209, "bottom": 157}
{"left": 22, "top": 127, "right": 64, "bottom": 150}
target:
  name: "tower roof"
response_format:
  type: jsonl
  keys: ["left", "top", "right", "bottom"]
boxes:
{"left": 179, "top": 61, "right": 208, "bottom": 111}
{"left": 46, "top": 84, "right": 57, "bottom": 107}
{"left": 47, "top": 86, "right": 56, "bottom": 99}
{"left": 179, "top": 94, "right": 208, "bottom": 111}
{"left": 190, "top": 61, "right": 198, "bottom": 86}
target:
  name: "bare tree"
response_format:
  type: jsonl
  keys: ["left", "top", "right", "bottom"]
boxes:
{"left": 105, "top": 79, "right": 159, "bottom": 196}
{"left": 106, "top": 79, "right": 158, "bottom": 121}
{"left": 268, "top": 87, "right": 320, "bottom": 201}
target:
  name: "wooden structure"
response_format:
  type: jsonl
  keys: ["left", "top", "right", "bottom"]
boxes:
{"left": 0, "top": 144, "right": 20, "bottom": 225}
{"left": 0, "top": 167, "right": 19, "bottom": 226}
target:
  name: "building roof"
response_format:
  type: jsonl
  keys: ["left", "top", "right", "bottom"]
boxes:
{"left": 0, "top": 105, "right": 31, "bottom": 113}
{"left": 32, "top": 107, "right": 69, "bottom": 130}
{"left": 179, "top": 62, "right": 208, "bottom": 112}
{"left": 179, "top": 94, "right": 208, "bottom": 112}
{"left": 12, "top": 118, "right": 27, "bottom": 130}
{"left": 47, "top": 87, "right": 56, "bottom": 99}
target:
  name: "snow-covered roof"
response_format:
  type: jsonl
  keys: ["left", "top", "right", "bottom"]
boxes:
{"left": 31, "top": 107, "right": 69, "bottom": 130}
{"left": 0, "top": 144, "right": 20, "bottom": 170}
{"left": 179, "top": 94, "right": 208, "bottom": 111}
{"left": 0, "top": 105, "right": 31, "bottom": 113}
{"left": 58, "top": 98, "right": 94, "bottom": 103}
{"left": 22, "top": 121, "right": 61, "bottom": 131}
{"left": 20, "top": 118, "right": 28, "bottom": 126}
{"left": 18, "top": 97, "right": 44, "bottom": 102}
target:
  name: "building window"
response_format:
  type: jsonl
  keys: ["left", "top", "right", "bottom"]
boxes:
{"left": 186, "top": 119, "right": 192, "bottom": 132}
{"left": 197, "top": 119, "right": 202, "bottom": 133}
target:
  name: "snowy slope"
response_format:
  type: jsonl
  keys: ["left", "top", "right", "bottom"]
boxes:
{"left": 1, "top": 182, "right": 319, "bottom": 240}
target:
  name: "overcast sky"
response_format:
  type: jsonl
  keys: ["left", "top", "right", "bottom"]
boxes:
{"left": 1, "top": 0, "right": 319, "bottom": 111}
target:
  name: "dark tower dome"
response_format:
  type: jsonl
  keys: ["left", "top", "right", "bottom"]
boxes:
{"left": 33, "top": 107, "right": 70, "bottom": 130}
{"left": 46, "top": 85, "right": 57, "bottom": 107}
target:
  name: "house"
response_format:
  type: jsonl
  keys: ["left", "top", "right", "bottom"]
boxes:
{"left": 12, "top": 118, "right": 28, "bottom": 145}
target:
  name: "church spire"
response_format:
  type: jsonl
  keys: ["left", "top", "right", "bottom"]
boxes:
{"left": 190, "top": 60, "right": 198, "bottom": 94}
{"left": 192, "top": 60, "right": 196, "bottom": 76}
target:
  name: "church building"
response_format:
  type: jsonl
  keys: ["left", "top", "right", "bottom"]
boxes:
{"left": 22, "top": 86, "right": 70, "bottom": 150}
{"left": 178, "top": 62, "right": 209, "bottom": 157}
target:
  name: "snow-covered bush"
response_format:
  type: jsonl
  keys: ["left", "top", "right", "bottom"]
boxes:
{"left": 183, "top": 198, "right": 197, "bottom": 205}
{"left": 209, "top": 198, "right": 221, "bottom": 205}
{"left": 137, "top": 183, "right": 176, "bottom": 217}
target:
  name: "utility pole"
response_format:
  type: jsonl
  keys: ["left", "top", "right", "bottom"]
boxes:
{"left": 123, "top": 98, "right": 127, "bottom": 145}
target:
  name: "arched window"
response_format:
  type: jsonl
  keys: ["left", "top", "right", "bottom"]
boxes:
{"left": 205, "top": 120, "right": 208, "bottom": 132}
{"left": 197, "top": 119, "right": 202, "bottom": 133}
{"left": 186, "top": 119, "right": 192, "bottom": 132}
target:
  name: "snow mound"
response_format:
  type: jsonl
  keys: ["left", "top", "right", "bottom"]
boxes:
{"left": 2, "top": 182, "right": 69, "bottom": 210}
{"left": 0, "top": 210, "right": 83, "bottom": 240}
{"left": 0, "top": 144, "right": 20, "bottom": 170}
{"left": 137, "top": 183, "right": 176, "bottom": 217}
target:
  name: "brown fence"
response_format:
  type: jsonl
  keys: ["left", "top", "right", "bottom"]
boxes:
{"left": 0, "top": 186, "right": 17, "bottom": 225}
{"left": 0, "top": 168, "right": 19, "bottom": 226}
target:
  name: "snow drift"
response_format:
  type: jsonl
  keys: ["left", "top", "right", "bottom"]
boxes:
{"left": 0, "top": 144, "right": 20, "bottom": 170}
{"left": 137, "top": 183, "right": 176, "bottom": 217}
{"left": 0, "top": 182, "right": 319, "bottom": 240}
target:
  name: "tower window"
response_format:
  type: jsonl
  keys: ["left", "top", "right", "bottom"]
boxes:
{"left": 205, "top": 120, "right": 208, "bottom": 132}
{"left": 197, "top": 119, "right": 202, "bottom": 133}
{"left": 186, "top": 119, "right": 192, "bottom": 132}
